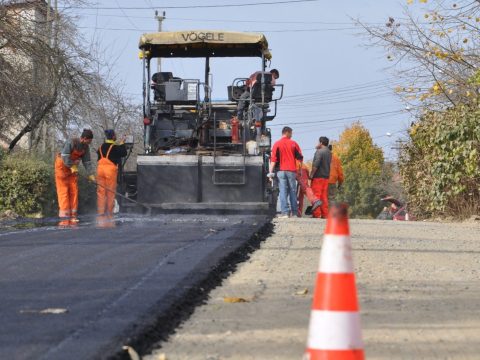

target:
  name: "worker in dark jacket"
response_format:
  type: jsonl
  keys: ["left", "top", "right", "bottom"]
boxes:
{"left": 55, "top": 129, "right": 95, "bottom": 222}
{"left": 96, "top": 129, "right": 127, "bottom": 217}
{"left": 309, "top": 136, "right": 332, "bottom": 218}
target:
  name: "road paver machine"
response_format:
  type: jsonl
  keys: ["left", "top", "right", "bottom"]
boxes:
{"left": 121, "top": 30, "right": 283, "bottom": 213}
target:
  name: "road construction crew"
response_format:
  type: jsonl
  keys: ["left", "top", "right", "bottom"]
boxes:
{"left": 96, "top": 129, "right": 127, "bottom": 217}
{"left": 309, "top": 136, "right": 331, "bottom": 218}
{"left": 328, "top": 144, "right": 344, "bottom": 205}
{"left": 55, "top": 129, "right": 95, "bottom": 222}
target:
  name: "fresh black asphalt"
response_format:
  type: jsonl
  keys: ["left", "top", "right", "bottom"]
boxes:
{"left": 0, "top": 214, "right": 269, "bottom": 360}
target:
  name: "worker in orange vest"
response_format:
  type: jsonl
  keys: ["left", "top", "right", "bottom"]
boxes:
{"left": 328, "top": 144, "right": 344, "bottom": 205}
{"left": 55, "top": 129, "right": 95, "bottom": 223}
{"left": 96, "top": 129, "right": 127, "bottom": 218}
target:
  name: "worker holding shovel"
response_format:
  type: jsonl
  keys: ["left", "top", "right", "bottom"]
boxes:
{"left": 96, "top": 129, "right": 127, "bottom": 220}
{"left": 55, "top": 129, "right": 95, "bottom": 224}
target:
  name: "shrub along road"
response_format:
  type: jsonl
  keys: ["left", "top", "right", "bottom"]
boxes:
{"left": 0, "top": 214, "right": 270, "bottom": 360}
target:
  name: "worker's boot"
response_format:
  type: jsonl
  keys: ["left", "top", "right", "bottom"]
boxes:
{"left": 311, "top": 200, "right": 322, "bottom": 213}
{"left": 58, "top": 218, "right": 70, "bottom": 227}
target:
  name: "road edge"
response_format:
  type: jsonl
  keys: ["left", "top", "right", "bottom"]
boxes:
{"left": 107, "top": 218, "right": 274, "bottom": 360}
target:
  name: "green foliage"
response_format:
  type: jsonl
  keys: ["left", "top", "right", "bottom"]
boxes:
{"left": 400, "top": 105, "right": 480, "bottom": 218}
{"left": 0, "top": 152, "right": 97, "bottom": 217}
{"left": 335, "top": 122, "right": 387, "bottom": 218}
{"left": 0, "top": 153, "right": 55, "bottom": 216}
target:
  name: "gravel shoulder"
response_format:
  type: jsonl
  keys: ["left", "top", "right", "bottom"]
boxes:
{"left": 146, "top": 218, "right": 480, "bottom": 360}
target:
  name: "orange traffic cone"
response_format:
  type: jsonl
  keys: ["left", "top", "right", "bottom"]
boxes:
{"left": 304, "top": 203, "right": 364, "bottom": 360}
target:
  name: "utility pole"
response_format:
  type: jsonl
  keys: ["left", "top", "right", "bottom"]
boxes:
{"left": 154, "top": 10, "right": 166, "bottom": 73}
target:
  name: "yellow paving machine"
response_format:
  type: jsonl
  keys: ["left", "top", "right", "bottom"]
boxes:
{"left": 120, "top": 30, "right": 284, "bottom": 213}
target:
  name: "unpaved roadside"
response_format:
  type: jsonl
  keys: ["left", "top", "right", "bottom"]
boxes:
{"left": 145, "top": 218, "right": 480, "bottom": 360}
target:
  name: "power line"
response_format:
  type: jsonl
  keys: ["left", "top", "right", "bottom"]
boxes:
{"left": 252, "top": 27, "right": 357, "bottom": 32}
{"left": 277, "top": 105, "right": 395, "bottom": 117}
{"left": 270, "top": 110, "right": 407, "bottom": 127}
{"left": 292, "top": 114, "right": 403, "bottom": 134}
{"left": 281, "top": 89, "right": 394, "bottom": 106}
{"left": 165, "top": 17, "right": 377, "bottom": 25}
{"left": 75, "top": 25, "right": 357, "bottom": 33}
{"left": 144, "top": 0, "right": 156, "bottom": 9}
{"left": 283, "top": 93, "right": 395, "bottom": 107}
{"left": 60, "top": 0, "right": 321, "bottom": 10}
{"left": 73, "top": 13, "right": 381, "bottom": 26}
{"left": 283, "top": 79, "right": 396, "bottom": 99}
{"left": 282, "top": 111, "right": 407, "bottom": 130}
{"left": 301, "top": 130, "right": 406, "bottom": 152}
{"left": 114, "top": 0, "right": 140, "bottom": 31}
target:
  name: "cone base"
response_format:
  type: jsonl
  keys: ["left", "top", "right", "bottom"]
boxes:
{"left": 305, "top": 349, "right": 364, "bottom": 360}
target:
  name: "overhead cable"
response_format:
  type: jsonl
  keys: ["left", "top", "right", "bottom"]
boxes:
{"left": 60, "top": 0, "right": 321, "bottom": 10}
{"left": 270, "top": 109, "right": 408, "bottom": 127}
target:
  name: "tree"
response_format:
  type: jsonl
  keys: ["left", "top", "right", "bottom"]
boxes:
{"left": 0, "top": 1, "right": 139, "bottom": 153}
{"left": 359, "top": 0, "right": 480, "bottom": 109}
{"left": 399, "top": 105, "right": 479, "bottom": 218}
{"left": 335, "top": 122, "right": 386, "bottom": 218}
{"left": 360, "top": 0, "right": 480, "bottom": 218}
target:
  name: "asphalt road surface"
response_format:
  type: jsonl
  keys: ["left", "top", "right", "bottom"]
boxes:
{"left": 0, "top": 214, "right": 269, "bottom": 360}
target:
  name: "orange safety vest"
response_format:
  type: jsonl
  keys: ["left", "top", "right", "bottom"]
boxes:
{"left": 329, "top": 153, "right": 344, "bottom": 185}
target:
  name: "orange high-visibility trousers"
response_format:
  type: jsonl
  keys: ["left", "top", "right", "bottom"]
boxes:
{"left": 311, "top": 178, "right": 329, "bottom": 218}
{"left": 296, "top": 167, "right": 320, "bottom": 217}
{"left": 97, "top": 156, "right": 118, "bottom": 216}
{"left": 55, "top": 155, "right": 79, "bottom": 218}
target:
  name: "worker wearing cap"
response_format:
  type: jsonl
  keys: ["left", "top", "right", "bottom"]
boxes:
{"left": 328, "top": 144, "right": 344, "bottom": 205}
{"left": 96, "top": 129, "right": 127, "bottom": 217}
{"left": 55, "top": 129, "right": 95, "bottom": 222}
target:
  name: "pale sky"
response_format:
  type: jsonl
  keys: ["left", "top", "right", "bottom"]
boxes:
{"left": 66, "top": 0, "right": 418, "bottom": 161}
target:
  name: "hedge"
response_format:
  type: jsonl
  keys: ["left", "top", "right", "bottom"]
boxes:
{"left": 0, "top": 152, "right": 96, "bottom": 217}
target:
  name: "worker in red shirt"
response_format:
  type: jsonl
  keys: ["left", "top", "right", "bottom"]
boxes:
{"left": 268, "top": 126, "right": 303, "bottom": 218}
{"left": 237, "top": 68, "right": 279, "bottom": 120}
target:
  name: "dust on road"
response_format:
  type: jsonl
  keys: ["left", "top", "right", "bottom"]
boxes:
{"left": 146, "top": 218, "right": 480, "bottom": 360}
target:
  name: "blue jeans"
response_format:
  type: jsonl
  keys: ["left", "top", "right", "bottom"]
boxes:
{"left": 277, "top": 170, "right": 298, "bottom": 215}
